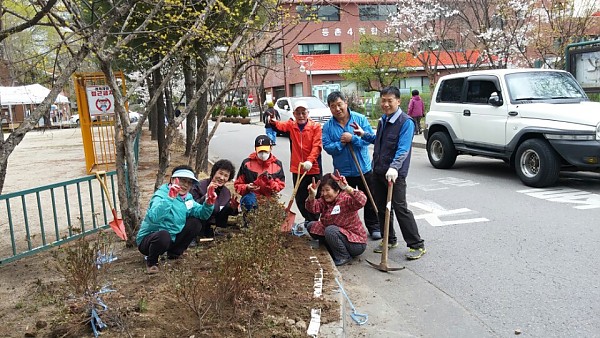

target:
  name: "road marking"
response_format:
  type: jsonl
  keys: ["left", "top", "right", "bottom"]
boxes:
{"left": 410, "top": 201, "right": 489, "bottom": 227}
{"left": 414, "top": 177, "right": 479, "bottom": 191}
{"left": 517, "top": 188, "right": 600, "bottom": 210}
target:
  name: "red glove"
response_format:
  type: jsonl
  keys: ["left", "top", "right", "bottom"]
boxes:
{"left": 168, "top": 178, "right": 181, "bottom": 198}
{"left": 230, "top": 196, "right": 240, "bottom": 210}
{"left": 350, "top": 122, "right": 364, "bottom": 136}
{"left": 332, "top": 169, "right": 349, "bottom": 190}
{"left": 205, "top": 184, "right": 217, "bottom": 205}
{"left": 254, "top": 174, "right": 271, "bottom": 194}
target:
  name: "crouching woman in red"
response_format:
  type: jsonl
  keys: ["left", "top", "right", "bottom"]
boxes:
{"left": 305, "top": 172, "right": 367, "bottom": 266}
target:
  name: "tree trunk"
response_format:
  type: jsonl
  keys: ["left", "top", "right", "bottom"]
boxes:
{"left": 99, "top": 60, "right": 141, "bottom": 248}
{"left": 153, "top": 63, "right": 169, "bottom": 191}
{"left": 194, "top": 56, "right": 209, "bottom": 174}
{"left": 183, "top": 56, "right": 196, "bottom": 156}
{"left": 147, "top": 76, "right": 157, "bottom": 140}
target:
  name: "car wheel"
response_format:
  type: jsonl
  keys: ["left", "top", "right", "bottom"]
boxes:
{"left": 514, "top": 139, "right": 560, "bottom": 187}
{"left": 427, "top": 131, "right": 457, "bottom": 169}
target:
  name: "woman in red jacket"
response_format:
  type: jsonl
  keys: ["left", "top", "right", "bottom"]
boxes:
{"left": 305, "top": 172, "right": 367, "bottom": 266}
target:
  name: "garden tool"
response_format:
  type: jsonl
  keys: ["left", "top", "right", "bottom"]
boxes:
{"left": 367, "top": 180, "right": 404, "bottom": 272}
{"left": 335, "top": 277, "right": 368, "bottom": 325}
{"left": 348, "top": 144, "right": 378, "bottom": 214}
{"left": 281, "top": 163, "right": 307, "bottom": 232}
{"left": 95, "top": 172, "right": 127, "bottom": 241}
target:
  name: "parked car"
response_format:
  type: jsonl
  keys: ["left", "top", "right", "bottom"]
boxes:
{"left": 274, "top": 96, "right": 332, "bottom": 124}
{"left": 69, "top": 114, "right": 98, "bottom": 124}
{"left": 424, "top": 68, "right": 600, "bottom": 187}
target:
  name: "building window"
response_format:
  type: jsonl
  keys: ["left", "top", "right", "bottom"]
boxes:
{"left": 298, "top": 43, "right": 341, "bottom": 55}
{"left": 358, "top": 4, "right": 397, "bottom": 21}
{"left": 270, "top": 47, "right": 283, "bottom": 65}
{"left": 296, "top": 5, "right": 340, "bottom": 21}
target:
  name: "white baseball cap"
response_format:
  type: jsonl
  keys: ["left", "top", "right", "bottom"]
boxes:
{"left": 171, "top": 169, "right": 199, "bottom": 182}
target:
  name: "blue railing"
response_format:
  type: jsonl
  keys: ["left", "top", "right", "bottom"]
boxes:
{"left": 0, "top": 171, "right": 119, "bottom": 265}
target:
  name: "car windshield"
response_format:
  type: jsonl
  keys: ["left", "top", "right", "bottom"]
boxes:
{"left": 505, "top": 71, "right": 587, "bottom": 101}
{"left": 291, "top": 97, "right": 326, "bottom": 109}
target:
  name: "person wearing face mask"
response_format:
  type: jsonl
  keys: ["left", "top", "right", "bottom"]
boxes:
{"left": 269, "top": 101, "right": 323, "bottom": 226}
{"left": 187, "top": 159, "right": 239, "bottom": 238}
{"left": 234, "top": 135, "right": 286, "bottom": 214}
{"left": 305, "top": 172, "right": 368, "bottom": 266}
{"left": 136, "top": 165, "right": 216, "bottom": 274}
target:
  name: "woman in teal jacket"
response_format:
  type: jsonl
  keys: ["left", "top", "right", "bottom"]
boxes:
{"left": 137, "top": 165, "right": 215, "bottom": 273}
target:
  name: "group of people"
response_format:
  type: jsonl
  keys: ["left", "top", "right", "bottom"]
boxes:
{"left": 136, "top": 86, "right": 426, "bottom": 273}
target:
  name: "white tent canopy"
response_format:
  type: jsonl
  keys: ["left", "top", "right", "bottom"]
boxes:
{"left": 0, "top": 84, "right": 69, "bottom": 105}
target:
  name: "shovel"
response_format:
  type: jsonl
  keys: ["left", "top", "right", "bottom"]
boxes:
{"left": 281, "top": 164, "right": 308, "bottom": 232}
{"left": 348, "top": 144, "right": 378, "bottom": 214}
{"left": 367, "top": 180, "right": 404, "bottom": 272}
{"left": 95, "top": 172, "right": 127, "bottom": 241}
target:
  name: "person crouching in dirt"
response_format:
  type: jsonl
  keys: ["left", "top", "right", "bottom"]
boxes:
{"left": 234, "top": 135, "right": 285, "bottom": 222}
{"left": 305, "top": 171, "right": 367, "bottom": 266}
{"left": 136, "top": 165, "right": 216, "bottom": 274}
{"left": 187, "top": 159, "right": 239, "bottom": 238}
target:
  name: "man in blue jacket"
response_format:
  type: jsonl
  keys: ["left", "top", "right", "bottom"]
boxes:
{"left": 322, "top": 91, "right": 381, "bottom": 240}
{"left": 352, "top": 86, "right": 426, "bottom": 260}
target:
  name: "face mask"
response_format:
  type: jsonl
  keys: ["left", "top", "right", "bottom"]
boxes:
{"left": 257, "top": 152, "right": 270, "bottom": 161}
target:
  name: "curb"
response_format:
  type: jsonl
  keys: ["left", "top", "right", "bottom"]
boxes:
{"left": 318, "top": 251, "right": 345, "bottom": 337}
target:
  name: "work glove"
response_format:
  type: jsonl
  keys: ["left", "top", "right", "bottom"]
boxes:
{"left": 385, "top": 168, "right": 398, "bottom": 183}
{"left": 302, "top": 161, "right": 313, "bottom": 171}
{"left": 168, "top": 178, "right": 181, "bottom": 198}
{"left": 331, "top": 169, "right": 348, "bottom": 190}
{"left": 205, "top": 184, "right": 217, "bottom": 205}
{"left": 230, "top": 195, "right": 240, "bottom": 211}
{"left": 350, "top": 122, "right": 364, "bottom": 137}
{"left": 308, "top": 177, "right": 320, "bottom": 198}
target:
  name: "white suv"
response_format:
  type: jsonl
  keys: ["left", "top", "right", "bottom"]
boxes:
{"left": 275, "top": 96, "right": 332, "bottom": 124}
{"left": 424, "top": 68, "right": 600, "bottom": 187}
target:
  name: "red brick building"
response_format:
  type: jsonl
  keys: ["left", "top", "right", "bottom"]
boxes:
{"left": 258, "top": 0, "right": 472, "bottom": 104}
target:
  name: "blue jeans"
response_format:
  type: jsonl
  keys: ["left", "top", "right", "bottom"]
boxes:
{"left": 240, "top": 192, "right": 258, "bottom": 211}
{"left": 265, "top": 127, "right": 277, "bottom": 144}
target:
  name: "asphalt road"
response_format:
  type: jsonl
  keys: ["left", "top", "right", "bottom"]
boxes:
{"left": 206, "top": 120, "right": 600, "bottom": 337}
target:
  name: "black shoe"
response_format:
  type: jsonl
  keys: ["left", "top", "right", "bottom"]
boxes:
{"left": 334, "top": 257, "right": 352, "bottom": 266}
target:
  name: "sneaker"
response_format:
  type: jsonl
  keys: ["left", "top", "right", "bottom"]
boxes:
{"left": 146, "top": 265, "right": 159, "bottom": 274}
{"left": 405, "top": 247, "right": 426, "bottom": 260}
{"left": 373, "top": 241, "right": 398, "bottom": 253}
{"left": 371, "top": 231, "right": 382, "bottom": 240}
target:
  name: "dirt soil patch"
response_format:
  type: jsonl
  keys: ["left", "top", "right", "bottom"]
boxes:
{"left": 0, "top": 129, "right": 339, "bottom": 337}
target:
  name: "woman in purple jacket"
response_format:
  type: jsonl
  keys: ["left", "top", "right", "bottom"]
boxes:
{"left": 408, "top": 89, "right": 425, "bottom": 135}
{"left": 186, "top": 159, "right": 239, "bottom": 238}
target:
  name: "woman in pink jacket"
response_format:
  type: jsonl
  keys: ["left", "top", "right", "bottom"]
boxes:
{"left": 305, "top": 172, "right": 367, "bottom": 266}
{"left": 408, "top": 89, "right": 425, "bottom": 134}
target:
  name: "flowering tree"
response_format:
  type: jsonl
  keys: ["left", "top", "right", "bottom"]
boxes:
{"left": 389, "top": 0, "right": 479, "bottom": 87}
{"left": 527, "top": 0, "right": 600, "bottom": 69}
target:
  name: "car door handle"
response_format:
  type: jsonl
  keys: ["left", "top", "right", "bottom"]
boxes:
{"left": 508, "top": 111, "right": 518, "bottom": 116}
{"left": 463, "top": 110, "right": 471, "bottom": 116}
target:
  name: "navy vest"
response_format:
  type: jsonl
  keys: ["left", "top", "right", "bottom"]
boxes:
{"left": 372, "top": 113, "right": 412, "bottom": 178}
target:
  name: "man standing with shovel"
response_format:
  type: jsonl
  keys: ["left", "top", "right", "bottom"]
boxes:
{"left": 322, "top": 91, "right": 381, "bottom": 240}
{"left": 352, "top": 86, "right": 426, "bottom": 260}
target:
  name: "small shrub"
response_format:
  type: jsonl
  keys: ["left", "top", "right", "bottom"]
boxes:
{"left": 53, "top": 233, "right": 114, "bottom": 295}
{"left": 239, "top": 106, "right": 249, "bottom": 118}
{"left": 165, "top": 263, "right": 212, "bottom": 325}
{"left": 212, "top": 196, "right": 286, "bottom": 308}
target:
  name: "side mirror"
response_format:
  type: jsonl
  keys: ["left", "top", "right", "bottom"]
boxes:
{"left": 488, "top": 92, "right": 503, "bottom": 106}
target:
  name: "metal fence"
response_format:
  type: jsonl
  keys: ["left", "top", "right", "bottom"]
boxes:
{"left": 0, "top": 171, "right": 119, "bottom": 265}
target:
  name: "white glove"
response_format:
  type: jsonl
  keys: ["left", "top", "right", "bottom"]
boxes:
{"left": 302, "top": 161, "right": 313, "bottom": 171}
{"left": 385, "top": 168, "right": 398, "bottom": 182}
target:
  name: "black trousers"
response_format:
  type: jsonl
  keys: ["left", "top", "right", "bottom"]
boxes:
{"left": 292, "top": 172, "right": 321, "bottom": 222}
{"left": 371, "top": 173, "right": 424, "bottom": 249}
{"left": 345, "top": 171, "right": 380, "bottom": 235}
{"left": 186, "top": 205, "right": 236, "bottom": 237}
{"left": 137, "top": 221, "right": 202, "bottom": 266}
